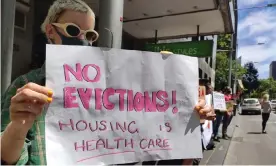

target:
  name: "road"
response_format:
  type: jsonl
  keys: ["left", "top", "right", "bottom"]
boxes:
{"left": 224, "top": 111, "right": 276, "bottom": 165}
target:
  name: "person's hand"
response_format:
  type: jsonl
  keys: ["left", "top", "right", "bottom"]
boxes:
{"left": 194, "top": 99, "right": 212, "bottom": 115}
{"left": 9, "top": 82, "right": 53, "bottom": 131}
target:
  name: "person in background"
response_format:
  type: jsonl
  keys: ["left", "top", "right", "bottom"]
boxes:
{"left": 261, "top": 94, "right": 272, "bottom": 133}
{"left": 222, "top": 87, "right": 234, "bottom": 139}
{"left": 193, "top": 79, "right": 216, "bottom": 165}
{"left": 213, "top": 87, "right": 233, "bottom": 141}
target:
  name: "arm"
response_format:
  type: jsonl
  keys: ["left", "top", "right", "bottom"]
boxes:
{"left": 1, "top": 77, "right": 29, "bottom": 165}
{"left": 1, "top": 122, "right": 30, "bottom": 164}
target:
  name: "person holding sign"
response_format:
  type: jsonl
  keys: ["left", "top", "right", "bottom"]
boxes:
{"left": 213, "top": 87, "right": 233, "bottom": 141}
{"left": 1, "top": 1, "right": 213, "bottom": 165}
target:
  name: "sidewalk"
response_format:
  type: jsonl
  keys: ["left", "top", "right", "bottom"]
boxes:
{"left": 200, "top": 116, "right": 237, "bottom": 165}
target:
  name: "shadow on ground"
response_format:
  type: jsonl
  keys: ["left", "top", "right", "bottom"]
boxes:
{"left": 247, "top": 132, "right": 262, "bottom": 134}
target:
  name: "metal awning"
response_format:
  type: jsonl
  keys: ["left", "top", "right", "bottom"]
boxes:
{"left": 86, "top": 0, "right": 235, "bottom": 40}
{"left": 122, "top": 0, "right": 234, "bottom": 39}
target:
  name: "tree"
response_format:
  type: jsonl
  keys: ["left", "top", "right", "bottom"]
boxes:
{"left": 254, "top": 78, "right": 276, "bottom": 98}
{"left": 242, "top": 62, "right": 259, "bottom": 94}
{"left": 215, "top": 34, "right": 246, "bottom": 91}
{"left": 217, "top": 34, "right": 232, "bottom": 50}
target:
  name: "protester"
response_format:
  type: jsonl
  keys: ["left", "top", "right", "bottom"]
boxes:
{"left": 261, "top": 94, "right": 272, "bottom": 133}
{"left": 222, "top": 87, "right": 233, "bottom": 139}
{"left": 1, "top": 0, "right": 212, "bottom": 165}
{"left": 193, "top": 79, "right": 216, "bottom": 165}
{"left": 213, "top": 87, "right": 233, "bottom": 141}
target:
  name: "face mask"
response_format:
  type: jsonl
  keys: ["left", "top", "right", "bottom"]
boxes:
{"left": 54, "top": 27, "right": 91, "bottom": 46}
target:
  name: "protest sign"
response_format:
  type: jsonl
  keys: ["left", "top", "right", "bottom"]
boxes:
{"left": 202, "top": 94, "right": 213, "bottom": 148}
{"left": 212, "top": 92, "right": 227, "bottom": 111}
{"left": 45, "top": 45, "right": 202, "bottom": 165}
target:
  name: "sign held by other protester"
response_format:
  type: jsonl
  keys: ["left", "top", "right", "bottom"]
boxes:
{"left": 45, "top": 45, "right": 202, "bottom": 165}
{"left": 212, "top": 92, "right": 227, "bottom": 111}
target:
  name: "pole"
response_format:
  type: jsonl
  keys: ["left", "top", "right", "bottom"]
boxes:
{"left": 233, "top": 0, "right": 238, "bottom": 95}
{"left": 98, "top": 0, "right": 124, "bottom": 48}
{"left": 228, "top": 34, "right": 234, "bottom": 88}
{"left": 1, "top": 0, "right": 16, "bottom": 95}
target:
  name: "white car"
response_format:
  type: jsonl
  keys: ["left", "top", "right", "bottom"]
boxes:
{"left": 271, "top": 100, "right": 276, "bottom": 110}
{"left": 241, "top": 98, "right": 261, "bottom": 115}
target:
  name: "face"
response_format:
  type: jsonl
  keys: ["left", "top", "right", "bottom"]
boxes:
{"left": 45, "top": 10, "right": 96, "bottom": 45}
{"left": 206, "top": 85, "right": 213, "bottom": 94}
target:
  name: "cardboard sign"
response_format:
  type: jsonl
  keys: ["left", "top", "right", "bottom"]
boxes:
{"left": 212, "top": 92, "right": 227, "bottom": 111}
{"left": 45, "top": 45, "right": 202, "bottom": 165}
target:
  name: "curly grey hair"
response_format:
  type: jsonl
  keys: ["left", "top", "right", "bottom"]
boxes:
{"left": 41, "top": 0, "right": 95, "bottom": 33}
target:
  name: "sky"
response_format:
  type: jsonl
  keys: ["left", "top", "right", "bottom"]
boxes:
{"left": 237, "top": 0, "right": 276, "bottom": 79}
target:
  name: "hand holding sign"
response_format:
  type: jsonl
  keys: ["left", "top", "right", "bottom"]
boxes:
{"left": 10, "top": 83, "right": 53, "bottom": 130}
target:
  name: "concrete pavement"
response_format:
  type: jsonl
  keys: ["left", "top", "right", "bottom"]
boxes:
{"left": 224, "top": 112, "right": 276, "bottom": 165}
{"left": 200, "top": 115, "right": 237, "bottom": 165}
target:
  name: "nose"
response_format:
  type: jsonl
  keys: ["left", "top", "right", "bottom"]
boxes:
{"left": 78, "top": 33, "right": 85, "bottom": 40}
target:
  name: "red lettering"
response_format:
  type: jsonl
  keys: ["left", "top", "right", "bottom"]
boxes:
{"left": 96, "top": 139, "right": 105, "bottom": 149}
{"left": 140, "top": 139, "right": 147, "bottom": 149}
{"left": 59, "top": 119, "right": 74, "bottom": 130}
{"left": 134, "top": 92, "right": 144, "bottom": 112}
{"left": 95, "top": 88, "right": 103, "bottom": 110}
{"left": 114, "top": 137, "right": 124, "bottom": 149}
{"left": 156, "top": 91, "right": 169, "bottom": 112}
{"left": 163, "top": 139, "right": 170, "bottom": 148}
{"left": 156, "top": 139, "right": 162, "bottom": 148}
{"left": 139, "top": 138, "right": 170, "bottom": 150}
{"left": 116, "top": 122, "right": 126, "bottom": 132}
{"left": 128, "top": 121, "right": 139, "bottom": 134}
{"left": 64, "top": 87, "right": 79, "bottom": 108}
{"left": 148, "top": 139, "right": 155, "bottom": 149}
{"left": 64, "top": 63, "right": 82, "bottom": 82}
{"left": 77, "top": 88, "right": 92, "bottom": 110}
{"left": 127, "top": 90, "right": 134, "bottom": 111}
{"left": 105, "top": 139, "right": 114, "bottom": 149}
{"left": 99, "top": 120, "right": 107, "bottom": 131}
{"left": 165, "top": 122, "right": 172, "bottom": 132}
{"left": 76, "top": 120, "right": 88, "bottom": 131}
{"left": 116, "top": 89, "right": 126, "bottom": 111}
{"left": 125, "top": 139, "right": 134, "bottom": 149}
{"left": 144, "top": 92, "right": 157, "bottom": 112}
{"left": 75, "top": 140, "right": 85, "bottom": 152}
{"left": 103, "top": 88, "right": 115, "bottom": 110}
{"left": 82, "top": 64, "right": 101, "bottom": 82}
{"left": 89, "top": 121, "right": 98, "bottom": 132}
{"left": 86, "top": 140, "right": 96, "bottom": 151}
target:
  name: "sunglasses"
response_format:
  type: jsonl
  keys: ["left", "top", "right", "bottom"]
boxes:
{"left": 52, "top": 23, "right": 99, "bottom": 43}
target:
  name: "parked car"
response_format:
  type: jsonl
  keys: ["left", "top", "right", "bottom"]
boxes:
{"left": 241, "top": 98, "right": 261, "bottom": 115}
{"left": 271, "top": 100, "right": 276, "bottom": 110}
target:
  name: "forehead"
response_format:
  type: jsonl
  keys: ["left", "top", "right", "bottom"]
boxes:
{"left": 57, "top": 10, "right": 95, "bottom": 30}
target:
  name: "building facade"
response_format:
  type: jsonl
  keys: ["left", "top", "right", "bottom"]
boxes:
{"left": 270, "top": 61, "right": 276, "bottom": 80}
{"left": 1, "top": 0, "right": 235, "bottom": 94}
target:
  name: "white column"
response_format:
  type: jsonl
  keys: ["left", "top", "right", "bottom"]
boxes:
{"left": 98, "top": 0, "right": 124, "bottom": 48}
{"left": 1, "top": 0, "right": 16, "bottom": 95}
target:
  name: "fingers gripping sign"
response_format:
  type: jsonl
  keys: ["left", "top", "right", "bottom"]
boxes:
{"left": 10, "top": 82, "right": 54, "bottom": 128}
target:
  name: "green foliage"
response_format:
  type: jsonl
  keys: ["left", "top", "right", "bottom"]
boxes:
{"left": 242, "top": 62, "right": 259, "bottom": 94}
{"left": 254, "top": 78, "right": 276, "bottom": 99}
{"left": 215, "top": 34, "right": 246, "bottom": 91}
{"left": 217, "top": 34, "right": 232, "bottom": 50}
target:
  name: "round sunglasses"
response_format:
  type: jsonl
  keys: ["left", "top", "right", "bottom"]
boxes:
{"left": 52, "top": 23, "right": 99, "bottom": 43}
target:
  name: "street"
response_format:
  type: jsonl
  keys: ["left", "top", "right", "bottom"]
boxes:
{"left": 201, "top": 111, "right": 276, "bottom": 165}
{"left": 224, "top": 111, "right": 276, "bottom": 165}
